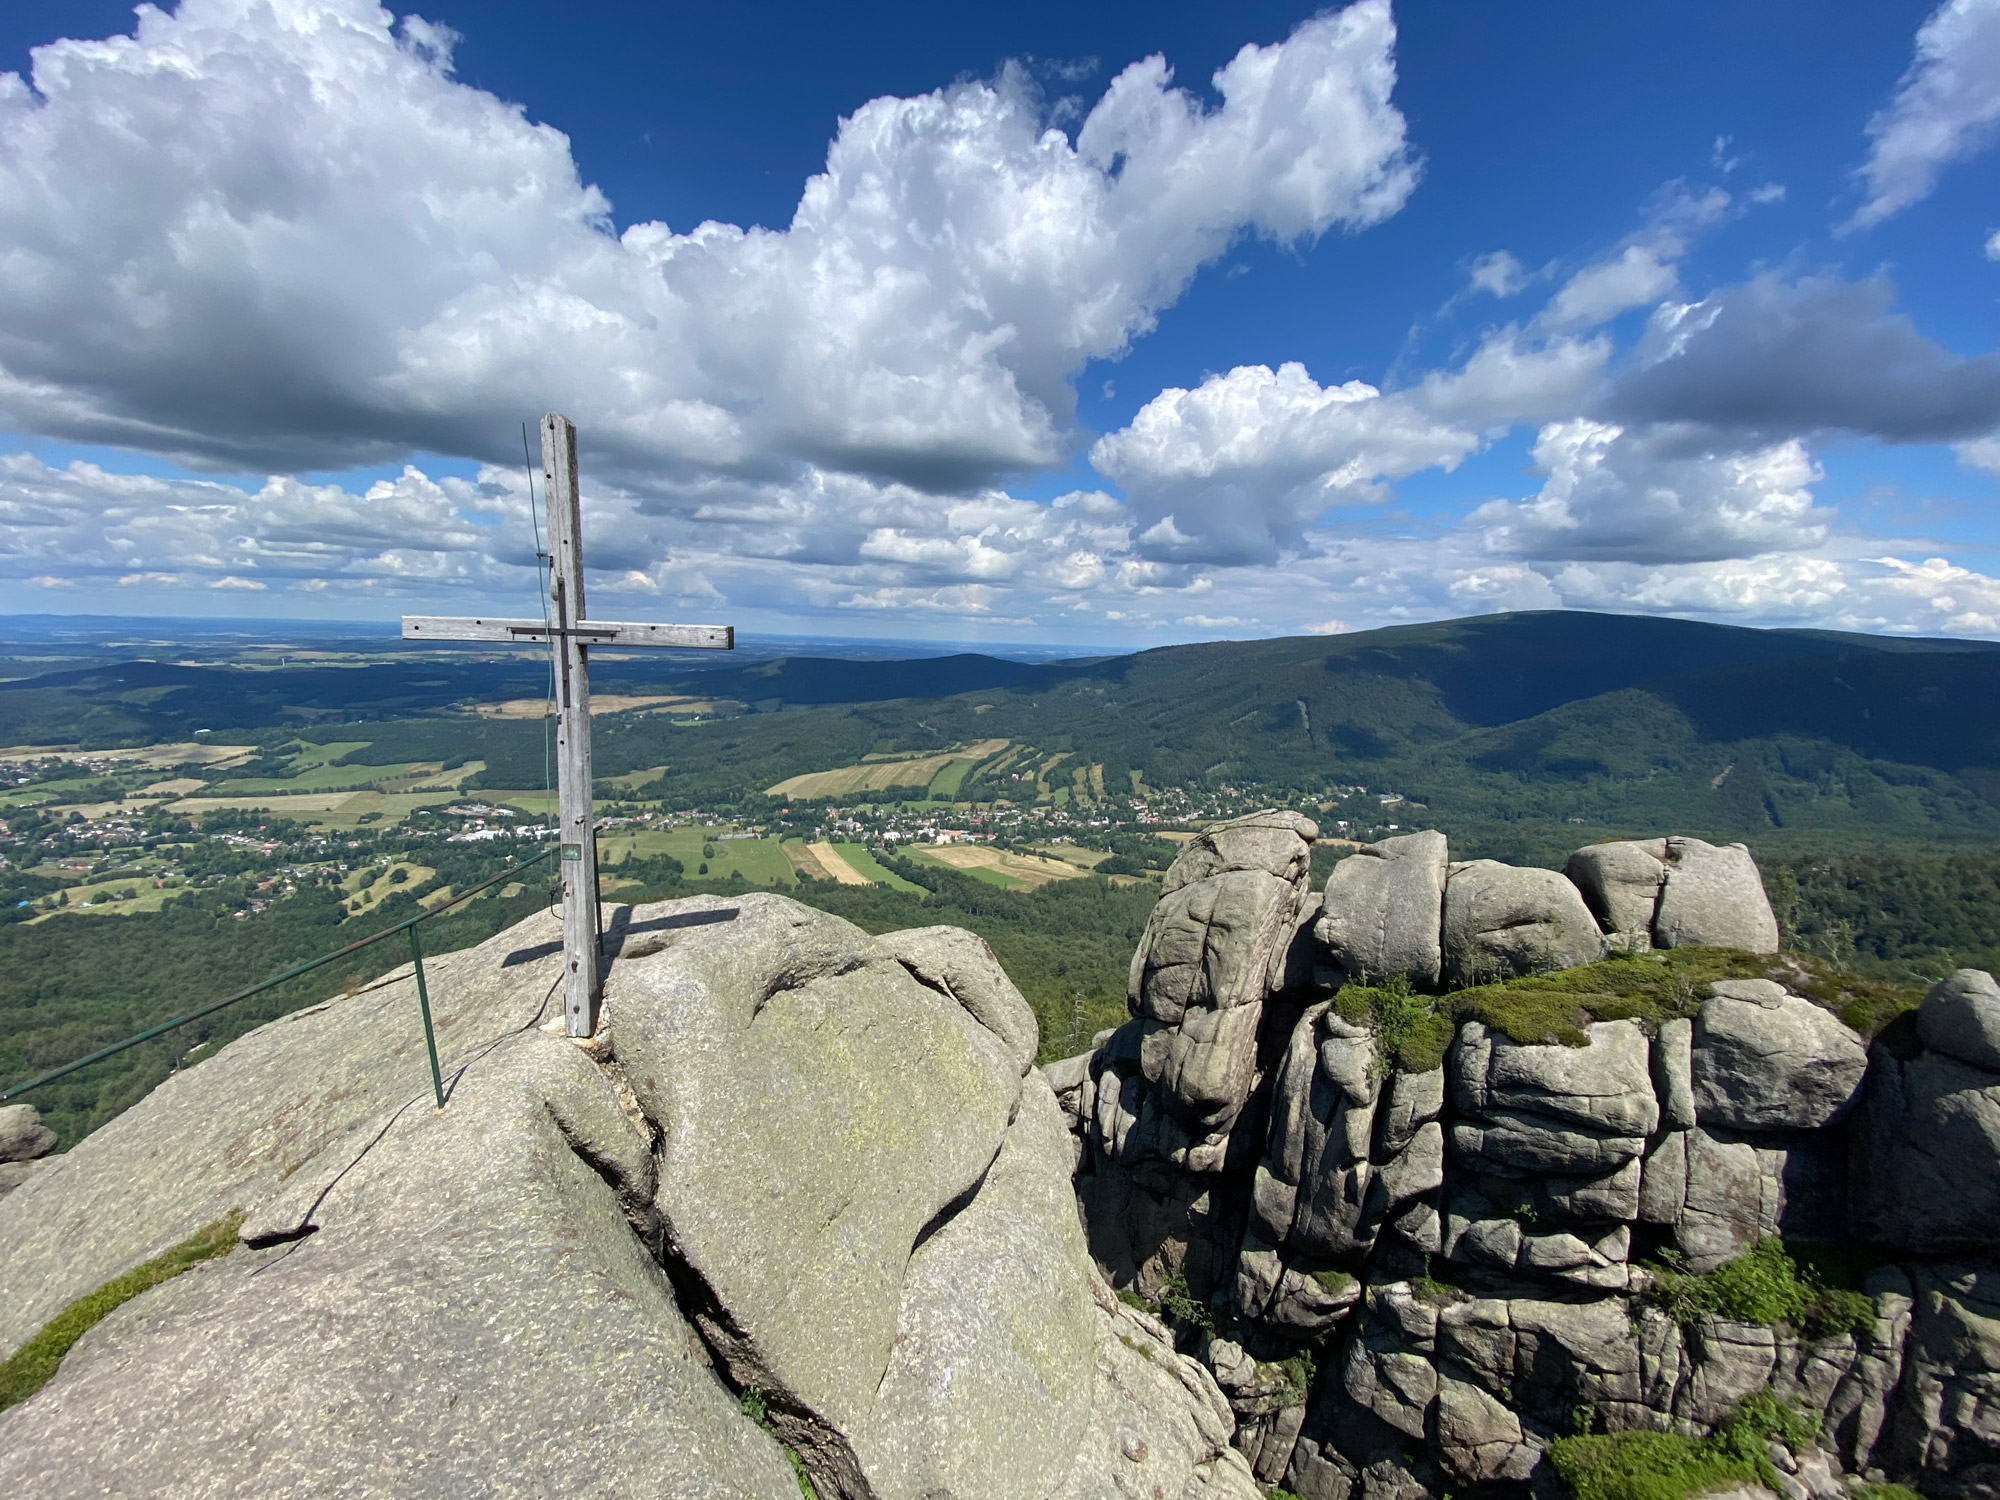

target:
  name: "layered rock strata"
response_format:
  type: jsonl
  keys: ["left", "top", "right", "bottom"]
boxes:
{"left": 1054, "top": 817, "right": 1997, "bottom": 1500}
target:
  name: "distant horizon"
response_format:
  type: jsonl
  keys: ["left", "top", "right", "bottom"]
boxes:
{"left": 8, "top": 604, "right": 2000, "bottom": 662}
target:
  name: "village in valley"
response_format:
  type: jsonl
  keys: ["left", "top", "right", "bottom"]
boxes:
{"left": 0, "top": 727, "right": 1416, "bottom": 924}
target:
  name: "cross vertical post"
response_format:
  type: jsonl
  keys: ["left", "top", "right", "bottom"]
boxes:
{"left": 543, "top": 413, "right": 602, "bottom": 1036}
{"left": 401, "top": 414, "right": 732, "bottom": 1041}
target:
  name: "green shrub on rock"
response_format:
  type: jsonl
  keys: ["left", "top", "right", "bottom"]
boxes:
{"left": 1645, "top": 1238, "right": 1875, "bottom": 1336}
{"left": 1547, "top": 1428, "right": 1762, "bottom": 1500}
{"left": 1333, "top": 974, "right": 1454, "bottom": 1073}
{"left": 1550, "top": 1386, "right": 1820, "bottom": 1500}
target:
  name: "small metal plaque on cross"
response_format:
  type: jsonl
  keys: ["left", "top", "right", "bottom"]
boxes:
{"left": 403, "top": 413, "right": 733, "bottom": 1037}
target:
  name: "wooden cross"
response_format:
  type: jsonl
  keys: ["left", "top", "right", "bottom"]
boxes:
{"left": 402, "top": 413, "right": 733, "bottom": 1037}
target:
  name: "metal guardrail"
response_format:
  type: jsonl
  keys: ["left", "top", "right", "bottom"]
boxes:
{"left": 0, "top": 846, "right": 558, "bottom": 1109}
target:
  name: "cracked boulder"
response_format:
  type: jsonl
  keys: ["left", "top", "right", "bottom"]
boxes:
{"left": 1690, "top": 984, "right": 1868, "bottom": 1132}
{"left": 1125, "top": 811, "right": 1317, "bottom": 1161}
{"left": 1441, "top": 862, "right": 1608, "bottom": 986}
{"left": 1449, "top": 1020, "right": 1655, "bottom": 1177}
{"left": 1316, "top": 831, "right": 1449, "bottom": 989}
{"left": 1851, "top": 1042, "right": 2000, "bottom": 1256}
{"left": 1917, "top": 968, "right": 2000, "bottom": 1073}
{"left": 613, "top": 894, "right": 1256, "bottom": 1500}
{"left": 1563, "top": 838, "right": 1668, "bottom": 951}
{"left": 1652, "top": 838, "right": 1780, "bottom": 953}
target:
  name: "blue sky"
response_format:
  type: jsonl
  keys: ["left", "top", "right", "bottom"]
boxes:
{"left": 3, "top": 0, "right": 2000, "bottom": 643}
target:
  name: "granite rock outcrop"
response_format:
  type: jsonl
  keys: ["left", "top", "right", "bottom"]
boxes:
{"left": 0, "top": 895, "right": 1256, "bottom": 1500}
{"left": 1055, "top": 817, "right": 1998, "bottom": 1500}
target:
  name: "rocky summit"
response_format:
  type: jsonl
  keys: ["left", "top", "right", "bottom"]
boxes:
{"left": 0, "top": 820, "right": 1996, "bottom": 1500}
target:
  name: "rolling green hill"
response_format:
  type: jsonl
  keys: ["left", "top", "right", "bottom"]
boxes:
{"left": 11, "top": 610, "right": 2000, "bottom": 859}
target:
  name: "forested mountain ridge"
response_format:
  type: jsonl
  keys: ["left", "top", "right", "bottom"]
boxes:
{"left": 10, "top": 610, "right": 2000, "bottom": 858}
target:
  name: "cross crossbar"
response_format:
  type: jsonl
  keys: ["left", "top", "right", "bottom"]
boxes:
{"left": 403, "top": 617, "right": 732, "bottom": 649}
{"left": 400, "top": 412, "right": 733, "bottom": 1039}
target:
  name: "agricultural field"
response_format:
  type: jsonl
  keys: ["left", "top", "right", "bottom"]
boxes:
{"left": 903, "top": 843, "right": 1091, "bottom": 891}
{"left": 166, "top": 789, "right": 466, "bottom": 831}
{"left": 830, "top": 842, "right": 926, "bottom": 891}
{"left": 1026, "top": 843, "right": 1114, "bottom": 871}
{"left": 787, "top": 841, "right": 872, "bottom": 885}
{"left": 0, "top": 741, "right": 257, "bottom": 769}
{"left": 596, "top": 826, "right": 797, "bottom": 886}
{"left": 766, "top": 738, "right": 1009, "bottom": 800}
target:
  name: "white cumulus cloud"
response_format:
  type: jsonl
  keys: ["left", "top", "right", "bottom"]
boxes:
{"left": 1471, "top": 420, "right": 1831, "bottom": 565}
{"left": 1848, "top": 0, "right": 2000, "bottom": 231}
{"left": 1090, "top": 361, "right": 1479, "bottom": 564}
{"left": 0, "top": 0, "right": 1418, "bottom": 499}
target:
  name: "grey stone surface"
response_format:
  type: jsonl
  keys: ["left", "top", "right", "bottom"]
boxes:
{"left": 1132, "top": 869, "right": 1303, "bottom": 1028}
{"left": 0, "top": 903, "right": 575, "bottom": 1360}
{"left": 1265, "top": 1265, "right": 1363, "bottom": 1338}
{"left": 1043, "top": 1050, "right": 1095, "bottom": 1134}
{"left": 0, "top": 1160, "right": 42, "bottom": 1197}
{"left": 609, "top": 895, "right": 1022, "bottom": 1494}
{"left": 1918, "top": 968, "right": 2000, "bottom": 1073}
{"left": 1163, "top": 809, "right": 1319, "bottom": 893}
{"left": 1851, "top": 1049, "right": 2000, "bottom": 1254}
{"left": 0, "top": 1033, "right": 805, "bottom": 1500}
{"left": 1450, "top": 1110, "right": 1646, "bottom": 1176}
{"left": 1563, "top": 839, "right": 1669, "bottom": 948}
{"left": 1678, "top": 1127, "right": 1765, "bottom": 1271}
{"left": 1691, "top": 990, "right": 1868, "bottom": 1131}
{"left": 1710, "top": 978, "right": 1789, "bottom": 1007}
{"left": 1655, "top": 1017, "right": 1697, "bottom": 1130}
{"left": 1454, "top": 1020, "right": 1659, "bottom": 1136}
{"left": 1126, "top": 811, "right": 1315, "bottom": 1160}
{"left": 1252, "top": 1003, "right": 1330, "bottom": 1243}
{"left": 0, "top": 1104, "right": 55, "bottom": 1164}
{"left": 1679, "top": 1318, "right": 1781, "bottom": 1428}
{"left": 1342, "top": 1289, "right": 1440, "bottom": 1441}
{"left": 1374, "top": 1067, "right": 1446, "bottom": 1160}
{"left": 1440, "top": 861, "right": 1608, "bottom": 986}
{"left": 1889, "top": 1262, "right": 2000, "bottom": 1485}
{"left": 854, "top": 1079, "right": 1095, "bottom": 1500}
{"left": 1653, "top": 838, "right": 1781, "bottom": 953}
{"left": 1536, "top": 1156, "right": 1644, "bottom": 1224}
{"left": 1820, "top": 1270, "right": 1913, "bottom": 1472}
{"left": 1375, "top": 1123, "right": 1444, "bottom": 1210}
{"left": 1316, "top": 832, "right": 1449, "bottom": 989}
{"left": 879, "top": 924, "right": 1041, "bottom": 1076}
{"left": 1290, "top": 1020, "right": 1382, "bottom": 1259}
{"left": 1435, "top": 1376, "right": 1540, "bottom": 1485}
{"left": 1639, "top": 1129, "right": 1691, "bottom": 1226}
{"left": 1048, "top": 1273, "right": 1261, "bottom": 1500}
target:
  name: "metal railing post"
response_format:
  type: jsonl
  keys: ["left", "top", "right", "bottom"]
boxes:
{"left": 1, "top": 846, "right": 554, "bottom": 1102}
{"left": 407, "top": 923, "right": 446, "bottom": 1111}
